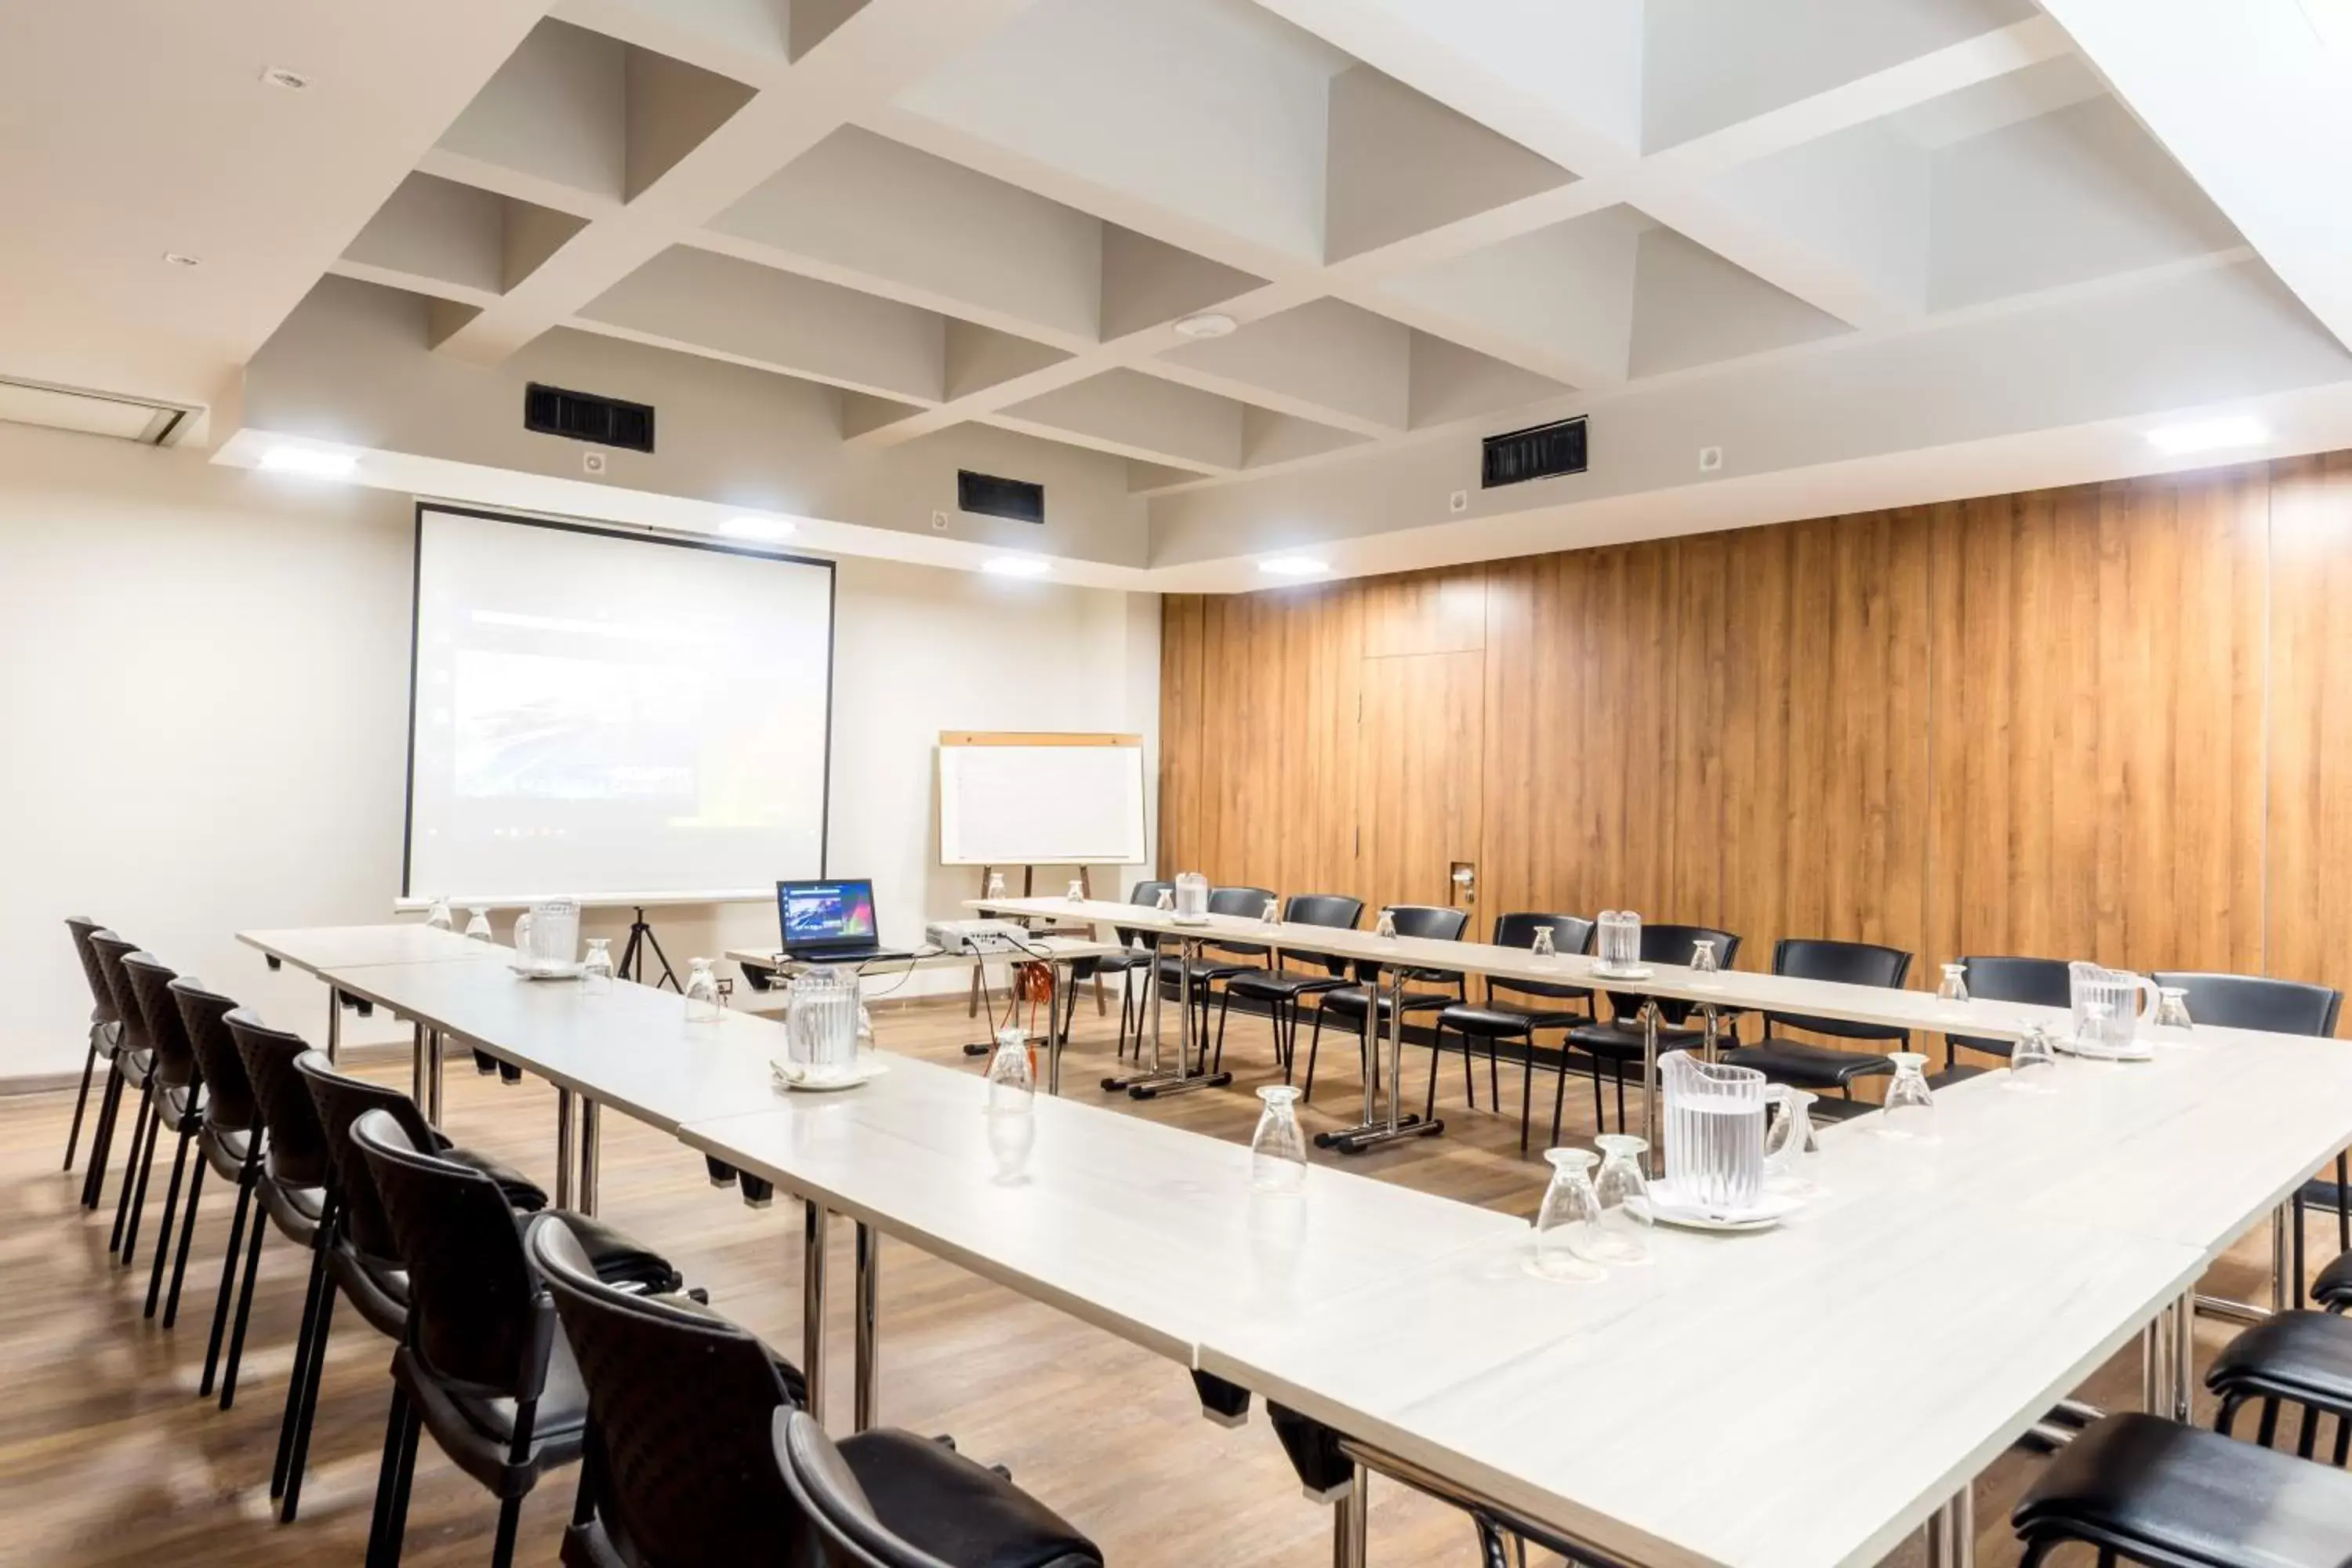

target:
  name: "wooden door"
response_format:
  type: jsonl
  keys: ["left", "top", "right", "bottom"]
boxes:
{"left": 1357, "top": 650, "right": 1486, "bottom": 915}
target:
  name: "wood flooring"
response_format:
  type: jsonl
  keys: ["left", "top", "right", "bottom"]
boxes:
{"left": 0, "top": 992, "right": 2306, "bottom": 1567}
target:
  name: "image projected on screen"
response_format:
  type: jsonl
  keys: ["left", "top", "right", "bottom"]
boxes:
{"left": 405, "top": 508, "right": 833, "bottom": 905}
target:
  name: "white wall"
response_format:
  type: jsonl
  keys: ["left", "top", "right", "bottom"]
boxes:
{"left": 0, "top": 420, "right": 1158, "bottom": 1080}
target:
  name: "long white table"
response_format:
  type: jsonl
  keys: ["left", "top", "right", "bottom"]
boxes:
{"left": 238, "top": 923, "right": 510, "bottom": 1067}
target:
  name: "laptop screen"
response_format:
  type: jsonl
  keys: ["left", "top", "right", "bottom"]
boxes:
{"left": 779, "top": 879, "right": 879, "bottom": 948}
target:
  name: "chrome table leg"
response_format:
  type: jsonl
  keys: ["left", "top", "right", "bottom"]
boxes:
{"left": 854, "top": 1221, "right": 880, "bottom": 1432}
{"left": 804, "top": 1202, "right": 829, "bottom": 1427}
{"left": 577, "top": 1100, "right": 600, "bottom": 1218}
{"left": 554, "top": 1088, "right": 575, "bottom": 1210}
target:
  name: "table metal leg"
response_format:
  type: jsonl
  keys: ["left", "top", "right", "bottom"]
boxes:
{"left": 854, "top": 1221, "right": 880, "bottom": 1432}
{"left": 2274, "top": 1203, "right": 2291, "bottom": 1312}
{"left": 409, "top": 1023, "right": 426, "bottom": 1105}
{"left": 554, "top": 1088, "right": 575, "bottom": 1210}
{"left": 1049, "top": 959, "right": 1071, "bottom": 1096}
{"left": 1640, "top": 1001, "right": 1662, "bottom": 1178}
{"left": 578, "top": 1101, "right": 600, "bottom": 1218}
{"left": 325, "top": 992, "right": 341, "bottom": 1065}
{"left": 2172, "top": 1287, "right": 2195, "bottom": 1423}
{"left": 1323, "top": 967, "right": 1443, "bottom": 1153}
{"left": 1334, "top": 1461, "right": 1367, "bottom": 1568}
{"left": 1926, "top": 1485, "right": 1975, "bottom": 1568}
{"left": 426, "top": 1030, "right": 444, "bottom": 1126}
{"left": 1106, "top": 935, "right": 1229, "bottom": 1098}
{"left": 2142, "top": 1312, "right": 2167, "bottom": 1414}
{"left": 804, "top": 1203, "right": 829, "bottom": 1428}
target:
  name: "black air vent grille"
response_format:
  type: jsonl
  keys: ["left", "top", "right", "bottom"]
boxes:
{"left": 957, "top": 470, "right": 1044, "bottom": 524}
{"left": 524, "top": 383, "right": 655, "bottom": 453}
{"left": 1481, "top": 416, "right": 1587, "bottom": 488}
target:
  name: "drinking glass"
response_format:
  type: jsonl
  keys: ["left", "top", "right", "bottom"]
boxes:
{"left": 1155, "top": 887, "right": 1176, "bottom": 913}
{"left": 985, "top": 1024, "right": 1035, "bottom": 1112}
{"left": 684, "top": 958, "right": 724, "bottom": 1025}
{"left": 1877, "top": 1051, "right": 1934, "bottom": 1139}
{"left": 2154, "top": 987, "right": 2194, "bottom": 1032}
{"left": 1763, "top": 1087, "right": 1820, "bottom": 1193}
{"left": 985, "top": 872, "right": 1008, "bottom": 901}
{"left": 581, "top": 938, "right": 614, "bottom": 996}
{"left": 463, "top": 906, "right": 492, "bottom": 942}
{"left": 1261, "top": 896, "right": 1282, "bottom": 928}
{"left": 425, "top": 896, "right": 454, "bottom": 932}
{"left": 1374, "top": 908, "right": 1398, "bottom": 940}
{"left": 1529, "top": 1149, "right": 1606, "bottom": 1282}
{"left": 1936, "top": 962, "right": 1969, "bottom": 1007}
{"left": 1689, "top": 938, "right": 1719, "bottom": 989}
{"left": 1066, "top": 879, "right": 1086, "bottom": 902}
{"left": 1581, "top": 1135, "right": 1654, "bottom": 1265}
{"left": 1530, "top": 926, "right": 1556, "bottom": 960}
{"left": 2007, "top": 1022, "right": 2059, "bottom": 1090}
{"left": 1250, "top": 1086, "right": 1308, "bottom": 1195}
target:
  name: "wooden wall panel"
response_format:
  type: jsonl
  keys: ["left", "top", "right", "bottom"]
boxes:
{"left": 2267, "top": 450, "right": 2352, "bottom": 1002}
{"left": 1160, "top": 449, "right": 2352, "bottom": 996}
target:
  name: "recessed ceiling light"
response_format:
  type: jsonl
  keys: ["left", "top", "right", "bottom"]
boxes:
{"left": 260, "top": 66, "right": 313, "bottom": 91}
{"left": 2146, "top": 416, "right": 2269, "bottom": 456}
{"left": 162, "top": 252, "right": 201, "bottom": 267}
{"left": 981, "top": 555, "right": 1052, "bottom": 578}
{"left": 720, "top": 515, "right": 797, "bottom": 542}
{"left": 257, "top": 445, "right": 358, "bottom": 479}
{"left": 1259, "top": 557, "right": 1330, "bottom": 577}
{"left": 2301, "top": 0, "right": 2352, "bottom": 56}
{"left": 1172, "top": 312, "right": 1238, "bottom": 339}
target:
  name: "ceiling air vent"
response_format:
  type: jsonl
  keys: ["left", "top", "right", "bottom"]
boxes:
{"left": 0, "top": 375, "right": 191, "bottom": 445}
{"left": 957, "top": 469, "right": 1045, "bottom": 524}
{"left": 524, "top": 383, "right": 655, "bottom": 453}
{"left": 1481, "top": 415, "right": 1588, "bottom": 488}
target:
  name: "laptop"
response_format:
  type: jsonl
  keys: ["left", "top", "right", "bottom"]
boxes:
{"left": 776, "top": 878, "right": 912, "bottom": 964}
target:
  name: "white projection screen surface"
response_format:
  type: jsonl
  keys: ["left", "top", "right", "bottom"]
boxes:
{"left": 403, "top": 507, "right": 834, "bottom": 905}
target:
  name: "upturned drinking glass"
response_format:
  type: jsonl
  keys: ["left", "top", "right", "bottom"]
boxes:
{"left": 2008, "top": 1022, "right": 2059, "bottom": 1089}
{"left": 684, "top": 958, "right": 724, "bottom": 1025}
{"left": 1066, "top": 879, "right": 1087, "bottom": 902}
{"left": 1374, "top": 908, "right": 1398, "bottom": 939}
{"left": 1530, "top": 1149, "right": 1607, "bottom": 1282}
{"left": 1250, "top": 1086, "right": 1309, "bottom": 1195}
{"left": 2154, "top": 987, "right": 2194, "bottom": 1032}
{"left": 1936, "top": 962, "right": 1969, "bottom": 1007}
{"left": 985, "top": 1025, "right": 1035, "bottom": 1112}
{"left": 985, "top": 872, "right": 1008, "bottom": 901}
{"left": 581, "top": 938, "right": 614, "bottom": 996}
{"left": 1580, "top": 1135, "right": 1654, "bottom": 1265}
{"left": 425, "top": 895, "right": 454, "bottom": 932}
{"left": 463, "top": 906, "right": 492, "bottom": 942}
{"left": 1530, "top": 926, "right": 1556, "bottom": 959}
{"left": 1877, "top": 1051, "right": 1935, "bottom": 1138}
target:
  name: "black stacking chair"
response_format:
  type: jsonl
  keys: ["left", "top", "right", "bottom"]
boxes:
{"left": 774, "top": 1407, "right": 1105, "bottom": 1568}
{"left": 1933, "top": 955, "right": 2073, "bottom": 1083}
{"left": 355, "top": 1108, "right": 692, "bottom": 1568}
{"left": 1218, "top": 894, "right": 1364, "bottom": 1083}
{"left": 1076, "top": 879, "right": 1173, "bottom": 1062}
{"left": 217, "top": 1009, "right": 336, "bottom": 1411}
{"left": 2149, "top": 972, "right": 2348, "bottom": 1308}
{"left": 1563, "top": 925, "right": 1741, "bottom": 1131}
{"left": 1155, "top": 885, "right": 1275, "bottom": 1065}
{"left": 1433, "top": 914, "right": 1595, "bottom": 1152}
{"left": 169, "top": 979, "right": 260, "bottom": 1359}
{"left": 2205, "top": 1308, "right": 2352, "bottom": 1465}
{"left": 88, "top": 931, "right": 163, "bottom": 1248}
{"left": 122, "top": 953, "right": 205, "bottom": 1317}
{"left": 62, "top": 916, "right": 121, "bottom": 1177}
{"left": 1304, "top": 905, "right": 1469, "bottom": 1104}
{"left": 2013, "top": 1412, "right": 2352, "bottom": 1568}
{"left": 1722, "top": 938, "right": 1914, "bottom": 1117}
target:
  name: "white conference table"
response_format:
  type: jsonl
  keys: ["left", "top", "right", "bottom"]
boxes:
{"left": 238, "top": 923, "right": 510, "bottom": 1065}
{"left": 721, "top": 933, "right": 1125, "bottom": 1094}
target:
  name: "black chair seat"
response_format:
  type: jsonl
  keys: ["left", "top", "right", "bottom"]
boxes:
{"left": 1079, "top": 949, "right": 1149, "bottom": 976}
{"left": 439, "top": 1145, "right": 548, "bottom": 1212}
{"left": 1722, "top": 1037, "right": 1896, "bottom": 1090}
{"left": 833, "top": 1425, "right": 1102, "bottom": 1568}
{"left": 1439, "top": 1004, "right": 1588, "bottom": 1036}
{"left": 2209, "top": 1311, "right": 2352, "bottom": 1415}
{"left": 328, "top": 1244, "right": 410, "bottom": 1340}
{"left": 1227, "top": 969, "right": 1349, "bottom": 1004}
{"left": 561, "top": 1212, "right": 684, "bottom": 1295}
{"left": 1157, "top": 955, "right": 1261, "bottom": 985}
{"left": 1566, "top": 1019, "right": 1708, "bottom": 1062}
{"left": 257, "top": 1175, "right": 325, "bottom": 1241}
{"left": 1319, "top": 987, "right": 1453, "bottom": 1021}
{"left": 2299, "top": 1176, "right": 2350, "bottom": 1217}
{"left": 2312, "top": 1251, "right": 2352, "bottom": 1313}
{"left": 200, "top": 1122, "right": 256, "bottom": 1182}
{"left": 2013, "top": 1412, "right": 2352, "bottom": 1568}
{"left": 396, "top": 1336, "right": 589, "bottom": 1497}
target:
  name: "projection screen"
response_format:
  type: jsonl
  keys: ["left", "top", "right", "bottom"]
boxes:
{"left": 402, "top": 506, "right": 833, "bottom": 906}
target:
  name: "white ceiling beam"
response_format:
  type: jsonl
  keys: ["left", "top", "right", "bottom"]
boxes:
{"left": 430, "top": 0, "right": 1040, "bottom": 363}
{"left": 2035, "top": 0, "right": 2352, "bottom": 354}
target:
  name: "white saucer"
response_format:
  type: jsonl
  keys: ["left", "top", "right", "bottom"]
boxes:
{"left": 2054, "top": 1035, "right": 2155, "bottom": 1062}
{"left": 771, "top": 1057, "right": 887, "bottom": 1093}
{"left": 1591, "top": 964, "right": 1655, "bottom": 981}
{"left": 1633, "top": 1179, "right": 1805, "bottom": 1232}
{"left": 510, "top": 960, "right": 586, "bottom": 981}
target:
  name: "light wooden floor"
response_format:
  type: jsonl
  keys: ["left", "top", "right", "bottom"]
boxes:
{"left": 0, "top": 991, "right": 2308, "bottom": 1568}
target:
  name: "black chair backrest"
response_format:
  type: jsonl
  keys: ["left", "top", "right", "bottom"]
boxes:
{"left": 122, "top": 952, "right": 198, "bottom": 1088}
{"left": 1363, "top": 904, "right": 1469, "bottom": 988}
{"left": 1281, "top": 894, "right": 1363, "bottom": 977}
{"left": 773, "top": 1408, "right": 953, "bottom": 1568}
{"left": 352, "top": 1108, "right": 552, "bottom": 1400}
{"left": 1490, "top": 913, "right": 1595, "bottom": 1003}
{"left": 296, "top": 1051, "right": 434, "bottom": 1265}
{"left": 1112, "top": 880, "right": 1174, "bottom": 951}
{"left": 1207, "top": 885, "right": 1277, "bottom": 959}
{"left": 2151, "top": 971, "right": 2343, "bottom": 1037}
{"left": 65, "top": 916, "right": 117, "bottom": 1025}
{"left": 88, "top": 932, "right": 147, "bottom": 1056}
{"left": 225, "top": 1009, "right": 336, "bottom": 1189}
{"left": 1606, "top": 924, "right": 1740, "bottom": 1025}
{"left": 171, "top": 978, "right": 256, "bottom": 1134}
{"left": 1766, "top": 938, "right": 1914, "bottom": 1042}
{"left": 1948, "top": 956, "right": 2074, "bottom": 1056}
{"left": 530, "top": 1215, "right": 802, "bottom": 1566}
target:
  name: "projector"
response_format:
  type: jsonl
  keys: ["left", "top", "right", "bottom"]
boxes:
{"left": 925, "top": 919, "right": 1035, "bottom": 954}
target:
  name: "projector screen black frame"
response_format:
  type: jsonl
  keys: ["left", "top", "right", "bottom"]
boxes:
{"left": 398, "top": 502, "right": 839, "bottom": 904}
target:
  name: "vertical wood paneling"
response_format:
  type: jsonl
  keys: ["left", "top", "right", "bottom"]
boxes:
{"left": 1163, "top": 451, "right": 2352, "bottom": 996}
